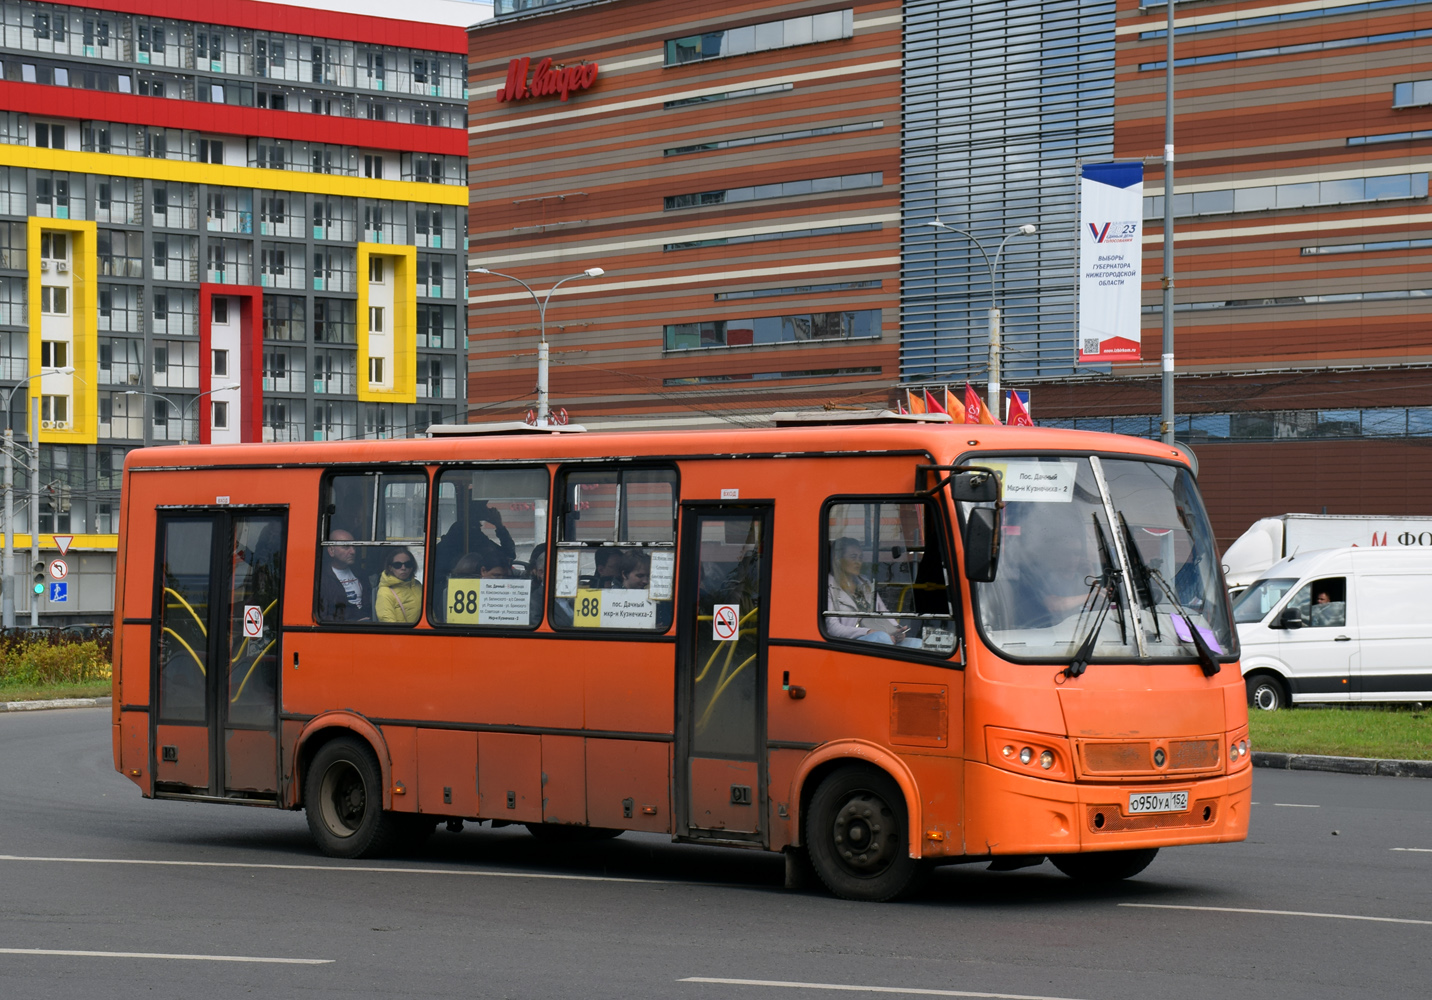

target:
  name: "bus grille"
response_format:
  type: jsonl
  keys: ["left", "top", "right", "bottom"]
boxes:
{"left": 1079, "top": 738, "right": 1222, "bottom": 777}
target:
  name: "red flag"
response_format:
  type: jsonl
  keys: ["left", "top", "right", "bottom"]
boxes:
{"left": 1007, "top": 391, "right": 1034, "bottom": 427}
{"left": 963, "top": 383, "right": 982, "bottom": 424}
{"left": 924, "top": 389, "right": 947, "bottom": 415}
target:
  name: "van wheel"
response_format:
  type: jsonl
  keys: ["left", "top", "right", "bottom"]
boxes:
{"left": 805, "top": 765, "right": 921, "bottom": 902}
{"left": 1050, "top": 848, "right": 1158, "bottom": 883}
{"left": 304, "top": 736, "right": 403, "bottom": 859}
{"left": 1246, "top": 674, "right": 1287, "bottom": 711}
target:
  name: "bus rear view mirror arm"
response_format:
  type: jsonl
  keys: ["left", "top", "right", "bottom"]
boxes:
{"left": 964, "top": 506, "right": 1001, "bottom": 582}
{"left": 916, "top": 464, "right": 1001, "bottom": 503}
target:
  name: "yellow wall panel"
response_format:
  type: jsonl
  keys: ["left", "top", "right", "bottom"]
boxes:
{"left": 28, "top": 216, "right": 98, "bottom": 445}
{"left": 357, "top": 243, "right": 418, "bottom": 404}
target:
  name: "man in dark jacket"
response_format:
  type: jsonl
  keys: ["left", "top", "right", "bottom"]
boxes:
{"left": 318, "top": 528, "right": 368, "bottom": 621}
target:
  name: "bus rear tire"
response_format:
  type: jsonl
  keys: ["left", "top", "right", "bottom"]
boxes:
{"left": 1246, "top": 673, "right": 1287, "bottom": 711}
{"left": 304, "top": 736, "right": 403, "bottom": 859}
{"left": 805, "top": 765, "right": 920, "bottom": 902}
{"left": 1050, "top": 848, "right": 1158, "bottom": 883}
{"left": 525, "top": 823, "right": 623, "bottom": 842}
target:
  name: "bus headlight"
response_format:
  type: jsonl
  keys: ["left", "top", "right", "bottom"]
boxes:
{"left": 1019, "top": 747, "right": 1033, "bottom": 765}
{"left": 1039, "top": 750, "right": 1054, "bottom": 770}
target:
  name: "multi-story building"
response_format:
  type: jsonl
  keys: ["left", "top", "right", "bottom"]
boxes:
{"left": 0, "top": 0, "right": 476, "bottom": 619}
{"left": 468, "top": 0, "right": 902, "bottom": 428}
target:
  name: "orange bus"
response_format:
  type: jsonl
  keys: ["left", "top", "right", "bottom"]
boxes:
{"left": 110, "top": 413, "right": 1251, "bottom": 901}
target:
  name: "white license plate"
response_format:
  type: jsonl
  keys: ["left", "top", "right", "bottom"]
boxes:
{"left": 1127, "top": 791, "right": 1189, "bottom": 815}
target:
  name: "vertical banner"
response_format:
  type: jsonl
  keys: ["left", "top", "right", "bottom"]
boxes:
{"left": 1078, "top": 162, "right": 1144, "bottom": 363}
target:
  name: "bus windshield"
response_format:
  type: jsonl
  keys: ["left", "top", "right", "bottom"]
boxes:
{"left": 964, "top": 455, "right": 1234, "bottom": 662}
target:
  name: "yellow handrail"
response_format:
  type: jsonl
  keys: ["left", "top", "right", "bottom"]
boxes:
{"left": 161, "top": 626, "right": 206, "bottom": 677}
{"left": 697, "top": 653, "right": 757, "bottom": 733}
{"left": 230, "top": 639, "right": 277, "bottom": 703}
{"left": 163, "top": 588, "right": 208, "bottom": 638}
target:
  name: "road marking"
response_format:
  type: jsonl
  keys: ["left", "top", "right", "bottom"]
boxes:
{"left": 1272, "top": 803, "right": 1320, "bottom": 808}
{"left": 1120, "top": 903, "right": 1432, "bottom": 926}
{"left": 680, "top": 979, "right": 1088, "bottom": 1000}
{"left": 1391, "top": 848, "right": 1432, "bottom": 853}
{"left": 0, "top": 948, "right": 330, "bottom": 965}
{"left": 0, "top": 854, "right": 667, "bottom": 885}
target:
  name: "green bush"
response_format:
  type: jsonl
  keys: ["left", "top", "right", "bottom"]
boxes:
{"left": 0, "top": 634, "right": 111, "bottom": 689}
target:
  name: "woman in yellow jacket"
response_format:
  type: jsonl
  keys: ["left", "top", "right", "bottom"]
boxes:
{"left": 375, "top": 547, "right": 422, "bottom": 623}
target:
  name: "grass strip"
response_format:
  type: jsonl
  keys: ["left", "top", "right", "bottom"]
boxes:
{"left": 0, "top": 681, "right": 111, "bottom": 703}
{"left": 1249, "top": 706, "right": 1432, "bottom": 760}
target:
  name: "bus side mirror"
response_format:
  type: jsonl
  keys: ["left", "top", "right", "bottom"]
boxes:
{"left": 1277, "top": 606, "right": 1304, "bottom": 630}
{"left": 952, "top": 471, "right": 999, "bottom": 503}
{"left": 964, "top": 506, "right": 1001, "bottom": 582}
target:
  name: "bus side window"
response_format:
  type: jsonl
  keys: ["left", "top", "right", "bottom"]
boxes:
{"left": 430, "top": 466, "right": 549, "bottom": 629}
{"left": 550, "top": 466, "right": 677, "bottom": 632}
{"left": 821, "top": 498, "right": 959, "bottom": 658}
{"left": 316, "top": 470, "right": 428, "bottom": 625}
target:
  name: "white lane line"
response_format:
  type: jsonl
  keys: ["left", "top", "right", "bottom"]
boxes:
{"left": 680, "top": 979, "right": 1089, "bottom": 1000}
{"left": 1121, "top": 903, "right": 1432, "bottom": 926}
{"left": 1391, "top": 848, "right": 1432, "bottom": 852}
{"left": 1273, "top": 803, "right": 1320, "bottom": 808}
{"left": 0, "top": 854, "right": 666, "bottom": 885}
{"left": 0, "top": 948, "right": 330, "bottom": 964}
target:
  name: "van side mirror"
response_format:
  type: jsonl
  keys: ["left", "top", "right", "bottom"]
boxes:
{"left": 1277, "top": 606, "right": 1304, "bottom": 630}
{"left": 964, "top": 506, "right": 1001, "bottom": 582}
{"left": 952, "top": 470, "right": 999, "bottom": 503}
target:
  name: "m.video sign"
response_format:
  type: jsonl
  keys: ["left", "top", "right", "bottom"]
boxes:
{"left": 496, "top": 57, "right": 599, "bottom": 103}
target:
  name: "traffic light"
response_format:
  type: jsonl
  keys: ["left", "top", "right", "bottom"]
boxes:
{"left": 32, "top": 561, "right": 45, "bottom": 596}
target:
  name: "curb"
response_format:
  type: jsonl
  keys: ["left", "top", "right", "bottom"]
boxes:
{"left": 1253, "top": 750, "right": 1432, "bottom": 779}
{"left": 0, "top": 696, "right": 111, "bottom": 713}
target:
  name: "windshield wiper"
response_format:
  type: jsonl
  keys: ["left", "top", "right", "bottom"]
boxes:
{"left": 1066, "top": 517, "right": 1123, "bottom": 678}
{"left": 1140, "top": 551, "right": 1222, "bottom": 678}
{"left": 1119, "top": 514, "right": 1162, "bottom": 643}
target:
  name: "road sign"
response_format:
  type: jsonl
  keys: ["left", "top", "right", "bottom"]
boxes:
{"left": 49, "top": 581, "right": 67, "bottom": 602}
{"left": 712, "top": 603, "right": 740, "bottom": 641}
{"left": 53, "top": 535, "right": 73, "bottom": 556}
{"left": 49, "top": 559, "right": 68, "bottom": 580}
{"left": 242, "top": 605, "right": 263, "bottom": 638}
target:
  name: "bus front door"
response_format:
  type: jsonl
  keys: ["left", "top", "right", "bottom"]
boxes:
{"left": 151, "top": 510, "right": 285, "bottom": 801}
{"left": 676, "top": 505, "right": 771, "bottom": 843}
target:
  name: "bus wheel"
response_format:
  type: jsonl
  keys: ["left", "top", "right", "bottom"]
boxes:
{"left": 1050, "top": 848, "right": 1158, "bottom": 883}
{"left": 1246, "top": 674, "right": 1287, "bottom": 712}
{"left": 805, "top": 766, "right": 920, "bottom": 902}
{"left": 525, "top": 823, "right": 623, "bottom": 842}
{"left": 305, "top": 736, "right": 402, "bottom": 859}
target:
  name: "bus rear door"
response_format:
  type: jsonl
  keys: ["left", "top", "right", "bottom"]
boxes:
{"left": 676, "top": 503, "right": 771, "bottom": 844}
{"left": 151, "top": 509, "right": 286, "bottom": 800}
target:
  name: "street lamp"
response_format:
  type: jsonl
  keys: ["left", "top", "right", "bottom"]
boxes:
{"left": 928, "top": 219, "right": 1037, "bottom": 418}
{"left": 2, "top": 365, "right": 75, "bottom": 628}
{"left": 470, "top": 265, "right": 604, "bottom": 425}
{"left": 123, "top": 384, "right": 240, "bottom": 446}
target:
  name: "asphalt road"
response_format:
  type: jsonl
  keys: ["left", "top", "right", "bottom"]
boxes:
{"left": 2, "top": 708, "right": 1430, "bottom": 1000}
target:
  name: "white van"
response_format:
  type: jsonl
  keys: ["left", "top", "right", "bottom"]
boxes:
{"left": 1232, "top": 547, "right": 1432, "bottom": 710}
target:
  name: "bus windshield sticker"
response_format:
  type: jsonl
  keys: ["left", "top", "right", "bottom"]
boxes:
{"left": 554, "top": 550, "right": 581, "bottom": 597}
{"left": 648, "top": 550, "right": 675, "bottom": 600}
{"left": 573, "top": 588, "right": 657, "bottom": 629}
{"left": 997, "top": 460, "right": 1078, "bottom": 503}
{"left": 447, "top": 577, "right": 532, "bottom": 626}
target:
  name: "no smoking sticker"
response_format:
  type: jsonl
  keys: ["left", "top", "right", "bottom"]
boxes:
{"left": 712, "top": 604, "right": 740, "bottom": 641}
{"left": 242, "top": 605, "right": 263, "bottom": 638}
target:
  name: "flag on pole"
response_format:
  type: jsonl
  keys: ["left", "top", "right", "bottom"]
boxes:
{"left": 907, "top": 389, "right": 927, "bottom": 415}
{"left": 964, "top": 383, "right": 1000, "bottom": 425}
{"left": 1007, "top": 390, "right": 1034, "bottom": 427}
{"left": 924, "top": 389, "right": 948, "bottom": 415}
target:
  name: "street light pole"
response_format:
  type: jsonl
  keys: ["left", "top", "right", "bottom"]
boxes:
{"left": 2, "top": 366, "right": 74, "bottom": 629}
{"left": 123, "top": 384, "right": 239, "bottom": 445}
{"left": 928, "top": 221, "right": 1037, "bottom": 418}
{"left": 470, "top": 266, "right": 604, "bottom": 425}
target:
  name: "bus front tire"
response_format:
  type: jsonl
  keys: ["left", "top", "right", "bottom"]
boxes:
{"left": 1050, "top": 848, "right": 1158, "bottom": 883}
{"left": 805, "top": 765, "right": 920, "bottom": 902}
{"left": 304, "top": 736, "right": 404, "bottom": 859}
{"left": 1246, "top": 673, "right": 1287, "bottom": 712}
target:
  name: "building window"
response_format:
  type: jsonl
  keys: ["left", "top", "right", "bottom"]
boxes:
{"left": 198, "top": 139, "right": 224, "bottom": 164}
{"left": 40, "top": 232, "right": 67, "bottom": 261}
{"left": 212, "top": 401, "right": 228, "bottom": 429}
{"left": 369, "top": 306, "right": 384, "bottom": 333}
{"left": 33, "top": 123, "right": 66, "bottom": 149}
{"left": 364, "top": 154, "right": 384, "bottom": 179}
{"left": 1144, "top": 172, "right": 1432, "bottom": 218}
{"left": 212, "top": 297, "right": 229, "bottom": 324}
{"left": 41, "top": 395, "right": 67, "bottom": 423}
{"left": 40, "top": 286, "right": 68, "bottom": 315}
{"left": 368, "top": 357, "right": 384, "bottom": 383}
{"left": 40, "top": 341, "right": 68, "bottom": 367}
{"left": 153, "top": 345, "right": 167, "bottom": 374}
{"left": 665, "top": 9, "right": 853, "bottom": 66}
{"left": 665, "top": 172, "right": 883, "bottom": 210}
{"left": 213, "top": 349, "right": 228, "bottom": 377}
{"left": 664, "top": 309, "right": 881, "bottom": 351}
{"left": 369, "top": 256, "right": 385, "bottom": 283}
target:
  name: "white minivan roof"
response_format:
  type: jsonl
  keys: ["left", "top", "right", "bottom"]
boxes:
{"left": 1257, "top": 545, "right": 1431, "bottom": 581}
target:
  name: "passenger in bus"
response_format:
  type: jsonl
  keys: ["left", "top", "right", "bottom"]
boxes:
{"left": 527, "top": 543, "right": 547, "bottom": 624}
{"left": 318, "top": 528, "right": 368, "bottom": 621}
{"left": 826, "top": 537, "right": 921, "bottom": 647}
{"left": 591, "top": 546, "right": 623, "bottom": 588}
{"left": 374, "top": 547, "right": 422, "bottom": 624}
{"left": 619, "top": 549, "right": 650, "bottom": 589}
{"left": 434, "top": 501, "right": 515, "bottom": 585}
{"left": 451, "top": 550, "right": 511, "bottom": 580}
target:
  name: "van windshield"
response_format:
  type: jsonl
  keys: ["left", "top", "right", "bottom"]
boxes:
{"left": 962, "top": 455, "right": 1235, "bottom": 663}
{"left": 1232, "top": 577, "right": 1300, "bottom": 624}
